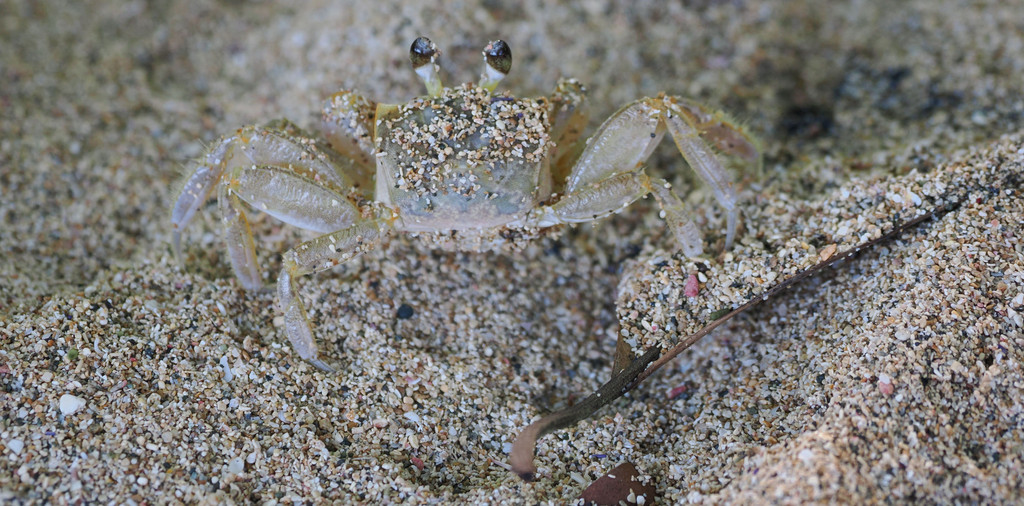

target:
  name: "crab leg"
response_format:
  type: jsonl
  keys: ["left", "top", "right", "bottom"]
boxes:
{"left": 527, "top": 172, "right": 704, "bottom": 257}
{"left": 218, "top": 186, "right": 262, "bottom": 290}
{"left": 277, "top": 217, "right": 394, "bottom": 372}
{"left": 536, "top": 172, "right": 647, "bottom": 223}
{"left": 320, "top": 91, "right": 378, "bottom": 179}
{"left": 564, "top": 101, "right": 664, "bottom": 193}
{"left": 660, "top": 97, "right": 757, "bottom": 249}
{"left": 225, "top": 164, "right": 360, "bottom": 233}
{"left": 171, "top": 139, "right": 233, "bottom": 260}
{"left": 562, "top": 96, "right": 759, "bottom": 252}
{"left": 644, "top": 177, "right": 705, "bottom": 257}
{"left": 172, "top": 123, "right": 366, "bottom": 265}
{"left": 666, "top": 98, "right": 761, "bottom": 171}
{"left": 216, "top": 163, "right": 362, "bottom": 289}
{"left": 546, "top": 78, "right": 589, "bottom": 189}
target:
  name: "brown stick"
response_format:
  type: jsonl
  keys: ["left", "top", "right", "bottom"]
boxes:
{"left": 510, "top": 346, "right": 661, "bottom": 481}
{"left": 510, "top": 199, "right": 962, "bottom": 481}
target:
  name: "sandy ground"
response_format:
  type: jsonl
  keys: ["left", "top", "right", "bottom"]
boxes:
{"left": 2, "top": 0, "right": 1023, "bottom": 503}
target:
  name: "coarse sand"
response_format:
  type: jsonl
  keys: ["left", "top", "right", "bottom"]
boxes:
{"left": 2, "top": 0, "right": 1023, "bottom": 503}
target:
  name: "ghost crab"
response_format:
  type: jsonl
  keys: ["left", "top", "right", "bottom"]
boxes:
{"left": 171, "top": 37, "right": 760, "bottom": 372}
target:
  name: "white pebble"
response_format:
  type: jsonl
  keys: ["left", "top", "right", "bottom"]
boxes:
{"left": 227, "top": 457, "right": 245, "bottom": 474}
{"left": 60, "top": 394, "right": 87, "bottom": 416}
{"left": 220, "top": 356, "right": 234, "bottom": 382}
{"left": 8, "top": 439, "right": 24, "bottom": 455}
{"left": 906, "top": 190, "right": 922, "bottom": 205}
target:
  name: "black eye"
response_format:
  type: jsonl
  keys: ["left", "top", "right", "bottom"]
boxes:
{"left": 484, "top": 40, "right": 512, "bottom": 75}
{"left": 410, "top": 37, "right": 438, "bottom": 69}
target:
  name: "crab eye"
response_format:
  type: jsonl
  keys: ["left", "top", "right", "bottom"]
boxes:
{"left": 409, "top": 37, "right": 438, "bottom": 69}
{"left": 484, "top": 40, "right": 512, "bottom": 75}
{"left": 409, "top": 37, "right": 443, "bottom": 97}
{"left": 480, "top": 40, "right": 511, "bottom": 92}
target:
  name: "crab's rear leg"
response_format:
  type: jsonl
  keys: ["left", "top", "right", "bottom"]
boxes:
{"left": 659, "top": 97, "right": 760, "bottom": 249}
{"left": 528, "top": 171, "right": 705, "bottom": 257}
{"left": 666, "top": 98, "right": 761, "bottom": 173}
{"left": 556, "top": 99, "right": 706, "bottom": 254}
{"left": 218, "top": 186, "right": 262, "bottom": 289}
{"left": 321, "top": 90, "right": 378, "bottom": 182}
{"left": 278, "top": 216, "right": 394, "bottom": 372}
{"left": 546, "top": 78, "right": 589, "bottom": 190}
{"left": 172, "top": 139, "right": 233, "bottom": 260}
{"left": 215, "top": 160, "right": 384, "bottom": 371}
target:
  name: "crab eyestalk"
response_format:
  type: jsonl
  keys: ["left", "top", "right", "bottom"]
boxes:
{"left": 479, "top": 40, "right": 511, "bottom": 92}
{"left": 410, "top": 36, "right": 443, "bottom": 97}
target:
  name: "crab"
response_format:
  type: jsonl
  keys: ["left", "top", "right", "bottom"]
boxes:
{"left": 171, "top": 37, "right": 760, "bottom": 372}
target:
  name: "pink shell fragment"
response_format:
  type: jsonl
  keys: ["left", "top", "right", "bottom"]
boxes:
{"left": 684, "top": 274, "right": 699, "bottom": 297}
{"left": 410, "top": 455, "right": 425, "bottom": 471}
{"left": 878, "top": 374, "right": 895, "bottom": 395}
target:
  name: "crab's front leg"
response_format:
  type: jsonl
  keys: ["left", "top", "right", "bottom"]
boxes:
{"left": 556, "top": 96, "right": 760, "bottom": 253}
{"left": 277, "top": 215, "right": 394, "bottom": 372}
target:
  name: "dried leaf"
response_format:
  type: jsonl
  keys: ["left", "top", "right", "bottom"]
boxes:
{"left": 612, "top": 333, "right": 635, "bottom": 375}
{"left": 579, "top": 462, "right": 656, "bottom": 505}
